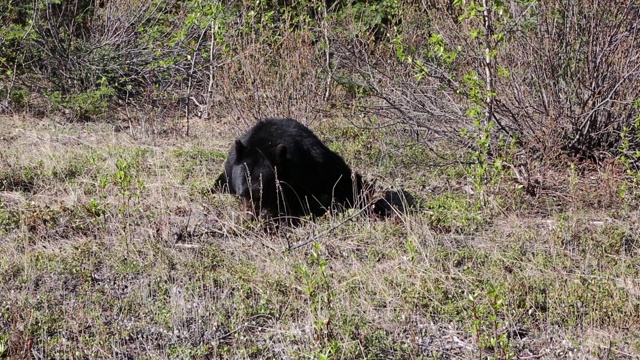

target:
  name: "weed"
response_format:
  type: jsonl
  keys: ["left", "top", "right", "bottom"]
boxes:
{"left": 0, "top": 162, "right": 44, "bottom": 193}
{"left": 0, "top": 202, "right": 19, "bottom": 234}
{"left": 467, "top": 284, "right": 513, "bottom": 360}
{"left": 46, "top": 81, "right": 116, "bottom": 121}
{"left": 425, "top": 192, "right": 487, "bottom": 234}
{"left": 296, "top": 242, "right": 336, "bottom": 353}
{"left": 619, "top": 100, "right": 640, "bottom": 201}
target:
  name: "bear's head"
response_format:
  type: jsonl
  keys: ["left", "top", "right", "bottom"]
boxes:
{"left": 229, "top": 140, "right": 287, "bottom": 214}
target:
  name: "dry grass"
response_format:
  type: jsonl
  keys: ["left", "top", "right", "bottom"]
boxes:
{"left": 0, "top": 115, "right": 639, "bottom": 359}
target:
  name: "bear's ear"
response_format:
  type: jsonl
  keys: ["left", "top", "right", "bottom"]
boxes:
{"left": 234, "top": 140, "right": 246, "bottom": 162}
{"left": 275, "top": 144, "right": 287, "bottom": 164}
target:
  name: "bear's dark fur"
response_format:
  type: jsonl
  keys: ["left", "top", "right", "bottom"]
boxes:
{"left": 215, "top": 118, "right": 362, "bottom": 219}
{"left": 371, "top": 189, "right": 415, "bottom": 218}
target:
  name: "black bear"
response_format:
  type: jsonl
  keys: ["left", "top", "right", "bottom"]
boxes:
{"left": 215, "top": 118, "right": 363, "bottom": 220}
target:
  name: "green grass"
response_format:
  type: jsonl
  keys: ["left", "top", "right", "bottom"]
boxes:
{"left": 0, "top": 116, "right": 639, "bottom": 358}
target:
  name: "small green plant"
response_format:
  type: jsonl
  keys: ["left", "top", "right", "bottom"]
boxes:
{"left": 114, "top": 159, "right": 142, "bottom": 209}
{"left": 426, "top": 192, "right": 487, "bottom": 234}
{"left": 618, "top": 99, "right": 640, "bottom": 200}
{"left": 468, "top": 284, "right": 513, "bottom": 360}
{"left": 0, "top": 161, "right": 45, "bottom": 193}
{"left": 0, "top": 333, "right": 7, "bottom": 357}
{"left": 91, "top": 148, "right": 148, "bottom": 244}
{"left": 83, "top": 198, "right": 107, "bottom": 220}
{"left": 296, "top": 242, "right": 336, "bottom": 355}
{"left": 0, "top": 202, "right": 19, "bottom": 234}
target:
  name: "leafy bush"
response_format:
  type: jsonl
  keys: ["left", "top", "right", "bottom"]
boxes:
{"left": 1, "top": 0, "right": 216, "bottom": 119}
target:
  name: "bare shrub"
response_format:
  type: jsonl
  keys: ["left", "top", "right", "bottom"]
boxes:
{"left": 209, "top": 27, "right": 328, "bottom": 125}
{"left": 497, "top": 0, "right": 640, "bottom": 159}
{"left": 330, "top": 33, "right": 471, "bottom": 145}
{"left": 331, "top": 0, "right": 640, "bottom": 161}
